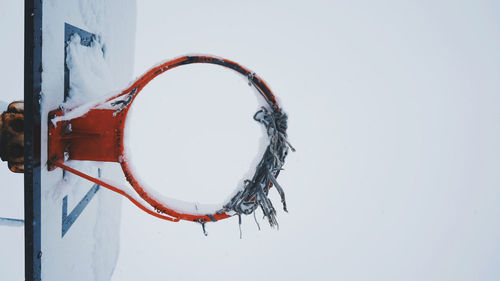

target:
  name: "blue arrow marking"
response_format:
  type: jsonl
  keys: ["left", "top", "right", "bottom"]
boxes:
{"left": 61, "top": 24, "right": 103, "bottom": 238}
{"left": 61, "top": 169, "right": 101, "bottom": 237}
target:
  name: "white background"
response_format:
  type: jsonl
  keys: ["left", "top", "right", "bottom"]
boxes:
{"left": 0, "top": 0, "right": 26, "bottom": 279}
{"left": 2, "top": 1, "right": 500, "bottom": 280}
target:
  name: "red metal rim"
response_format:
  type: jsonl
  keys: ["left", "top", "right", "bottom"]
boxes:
{"left": 112, "top": 55, "right": 280, "bottom": 223}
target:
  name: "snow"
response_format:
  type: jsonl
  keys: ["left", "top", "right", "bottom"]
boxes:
{"left": 50, "top": 37, "right": 112, "bottom": 125}
{"left": 50, "top": 33, "right": 118, "bottom": 126}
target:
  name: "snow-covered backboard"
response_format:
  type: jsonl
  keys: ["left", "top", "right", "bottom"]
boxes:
{"left": 24, "top": 1, "right": 136, "bottom": 280}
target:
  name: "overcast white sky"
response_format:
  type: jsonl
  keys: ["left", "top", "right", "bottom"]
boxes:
{"left": 2, "top": 1, "right": 500, "bottom": 280}
{"left": 0, "top": 0, "right": 25, "bottom": 278}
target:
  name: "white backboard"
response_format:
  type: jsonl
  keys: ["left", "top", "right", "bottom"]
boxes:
{"left": 25, "top": 1, "right": 136, "bottom": 280}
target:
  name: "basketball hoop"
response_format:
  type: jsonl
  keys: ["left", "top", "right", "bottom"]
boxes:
{"left": 48, "top": 55, "right": 294, "bottom": 226}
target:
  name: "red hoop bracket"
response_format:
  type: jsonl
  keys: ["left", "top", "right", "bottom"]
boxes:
{"left": 48, "top": 55, "right": 281, "bottom": 223}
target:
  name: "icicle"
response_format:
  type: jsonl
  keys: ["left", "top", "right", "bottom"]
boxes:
{"left": 282, "top": 135, "right": 296, "bottom": 152}
{"left": 253, "top": 211, "right": 261, "bottom": 231}
{"left": 238, "top": 213, "right": 242, "bottom": 239}
{"left": 200, "top": 221, "right": 208, "bottom": 236}
{"left": 268, "top": 171, "right": 287, "bottom": 212}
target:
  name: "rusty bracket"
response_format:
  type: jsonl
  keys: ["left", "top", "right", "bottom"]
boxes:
{"left": 0, "top": 101, "right": 24, "bottom": 173}
{"left": 47, "top": 108, "right": 123, "bottom": 171}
